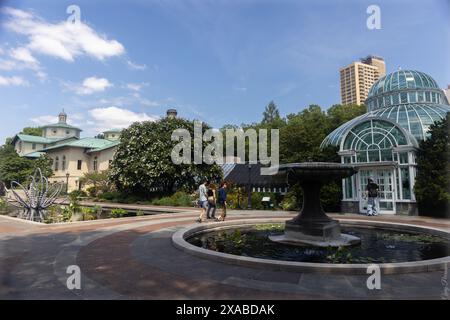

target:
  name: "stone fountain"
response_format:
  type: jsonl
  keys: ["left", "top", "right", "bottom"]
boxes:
{"left": 269, "top": 162, "right": 360, "bottom": 247}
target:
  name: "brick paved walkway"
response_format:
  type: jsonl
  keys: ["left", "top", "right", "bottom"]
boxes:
{"left": 0, "top": 209, "right": 449, "bottom": 299}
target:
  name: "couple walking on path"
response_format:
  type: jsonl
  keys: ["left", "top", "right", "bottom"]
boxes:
{"left": 197, "top": 180, "right": 227, "bottom": 222}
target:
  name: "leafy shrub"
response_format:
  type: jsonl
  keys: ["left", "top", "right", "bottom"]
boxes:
{"left": 98, "top": 191, "right": 119, "bottom": 201}
{"left": 86, "top": 186, "right": 98, "bottom": 198}
{"left": 61, "top": 206, "right": 72, "bottom": 221}
{"left": 81, "top": 207, "right": 97, "bottom": 221}
{"left": 120, "top": 195, "right": 144, "bottom": 204}
{"left": 109, "top": 208, "right": 127, "bottom": 218}
{"left": 280, "top": 190, "right": 299, "bottom": 211}
{"left": 69, "top": 190, "right": 88, "bottom": 199}
{"left": 136, "top": 210, "right": 144, "bottom": 216}
{"left": 278, "top": 182, "right": 341, "bottom": 213}
{"left": 414, "top": 114, "right": 450, "bottom": 217}
{"left": 225, "top": 188, "right": 279, "bottom": 210}
{"left": 0, "top": 197, "right": 8, "bottom": 213}
{"left": 319, "top": 181, "right": 342, "bottom": 213}
{"left": 151, "top": 191, "right": 194, "bottom": 207}
{"left": 43, "top": 205, "right": 71, "bottom": 223}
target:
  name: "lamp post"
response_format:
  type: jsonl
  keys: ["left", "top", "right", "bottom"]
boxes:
{"left": 237, "top": 187, "right": 241, "bottom": 209}
{"left": 65, "top": 173, "right": 70, "bottom": 194}
{"left": 247, "top": 163, "right": 252, "bottom": 209}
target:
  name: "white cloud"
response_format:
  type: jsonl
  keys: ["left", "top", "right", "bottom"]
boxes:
{"left": 30, "top": 115, "right": 58, "bottom": 125}
{"left": 66, "top": 76, "right": 112, "bottom": 95}
{"left": 2, "top": 6, "right": 125, "bottom": 62}
{"left": 98, "top": 92, "right": 160, "bottom": 107}
{"left": 233, "top": 86, "right": 247, "bottom": 92}
{"left": 30, "top": 112, "right": 84, "bottom": 127}
{"left": 29, "top": 108, "right": 158, "bottom": 136}
{"left": 126, "top": 60, "right": 147, "bottom": 70}
{"left": 81, "top": 77, "right": 112, "bottom": 93}
{"left": 125, "top": 82, "right": 148, "bottom": 92}
{"left": 0, "top": 75, "right": 28, "bottom": 86}
{"left": 89, "top": 106, "right": 157, "bottom": 132}
{"left": 0, "top": 59, "right": 18, "bottom": 70}
{"left": 0, "top": 46, "right": 46, "bottom": 80}
{"left": 10, "top": 47, "right": 37, "bottom": 64}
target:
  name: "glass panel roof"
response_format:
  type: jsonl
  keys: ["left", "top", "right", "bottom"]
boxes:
{"left": 343, "top": 119, "right": 408, "bottom": 154}
{"left": 323, "top": 70, "right": 449, "bottom": 150}
{"left": 368, "top": 70, "right": 439, "bottom": 97}
{"left": 321, "top": 104, "right": 450, "bottom": 148}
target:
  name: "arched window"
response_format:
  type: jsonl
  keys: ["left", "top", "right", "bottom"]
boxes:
{"left": 93, "top": 156, "right": 98, "bottom": 171}
{"left": 62, "top": 156, "right": 66, "bottom": 171}
{"left": 55, "top": 157, "right": 59, "bottom": 171}
{"left": 342, "top": 119, "right": 409, "bottom": 163}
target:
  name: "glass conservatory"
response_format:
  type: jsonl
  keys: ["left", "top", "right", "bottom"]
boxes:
{"left": 321, "top": 70, "right": 450, "bottom": 215}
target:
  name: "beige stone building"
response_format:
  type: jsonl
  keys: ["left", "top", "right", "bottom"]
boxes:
{"left": 11, "top": 111, "right": 121, "bottom": 192}
{"left": 340, "top": 56, "right": 386, "bottom": 105}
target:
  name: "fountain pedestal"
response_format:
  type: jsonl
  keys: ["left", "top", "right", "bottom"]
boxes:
{"left": 269, "top": 163, "right": 360, "bottom": 247}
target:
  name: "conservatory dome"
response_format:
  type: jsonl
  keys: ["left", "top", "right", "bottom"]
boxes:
{"left": 366, "top": 70, "right": 448, "bottom": 111}
{"left": 322, "top": 70, "right": 450, "bottom": 148}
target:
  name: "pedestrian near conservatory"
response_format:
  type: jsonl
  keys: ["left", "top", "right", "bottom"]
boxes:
{"left": 197, "top": 179, "right": 209, "bottom": 222}
{"left": 206, "top": 184, "right": 217, "bottom": 219}
{"left": 365, "top": 177, "right": 379, "bottom": 216}
{"left": 217, "top": 182, "right": 228, "bottom": 221}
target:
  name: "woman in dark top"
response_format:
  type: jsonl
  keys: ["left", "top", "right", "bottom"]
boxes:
{"left": 206, "top": 186, "right": 216, "bottom": 219}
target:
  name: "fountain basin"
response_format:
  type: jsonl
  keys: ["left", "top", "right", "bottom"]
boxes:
{"left": 172, "top": 218, "right": 450, "bottom": 274}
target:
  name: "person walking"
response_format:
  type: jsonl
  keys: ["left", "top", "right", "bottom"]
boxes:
{"left": 197, "top": 180, "right": 209, "bottom": 222}
{"left": 206, "top": 184, "right": 217, "bottom": 219}
{"left": 365, "top": 177, "right": 379, "bottom": 216}
{"left": 217, "top": 182, "right": 228, "bottom": 221}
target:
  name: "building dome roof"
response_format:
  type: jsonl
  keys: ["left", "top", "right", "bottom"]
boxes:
{"left": 368, "top": 70, "right": 440, "bottom": 98}
{"left": 322, "top": 70, "right": 450, "bottom": 148}
{"left": 366, "top": 70, "right": 448, "bottom": 111}
{"left": 321, "top": 103, "right": 450, "bottom": 147}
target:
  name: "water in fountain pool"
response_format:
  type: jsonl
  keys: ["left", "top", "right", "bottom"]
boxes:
{"left": 187, "top": 224, "right": 450, "bottom": 264}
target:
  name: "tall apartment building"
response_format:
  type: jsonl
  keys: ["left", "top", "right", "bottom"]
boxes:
{"left": 444, "top": 85, "right": 450, "bottom": 104}
{"left": 340, "top": 56, "right": 386, "bottom": 105}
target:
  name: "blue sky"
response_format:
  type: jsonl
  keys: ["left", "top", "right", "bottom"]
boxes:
{"left": 0, "top": 0, "right": 449, "bottom": 142}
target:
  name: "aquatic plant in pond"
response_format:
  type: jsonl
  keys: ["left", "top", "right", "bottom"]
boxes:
{"left": 254, "top": 223, "right": 284, "bottom": 232}
{"left": 0, "top": 197, "right": 8, "bottom": 213}
{"left": 109, "top": 208, "right": 127, "bottom": 218}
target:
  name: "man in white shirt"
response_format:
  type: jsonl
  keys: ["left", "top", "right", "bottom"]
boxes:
{"left": 197, "top": 180, "right": 209, "bottom": 222}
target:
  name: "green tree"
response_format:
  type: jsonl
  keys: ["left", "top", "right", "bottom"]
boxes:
{"left": 279, "top": 105, "right": 330, "bottom": 163}
{"left": 327, "top": 104, "right": 366, "bottom": 127}
{"left": 33, "top": 154, "right": 53, "bottom": 178}
{"left": 414, "top": 114, "right": 450, "bottom": 217}
{"left": 109, "top": 117, "right": 223, "bottom": 195}
{"left": 0, "top": 144, "right": 53, "bottom": 186}
{"left": 79, "top": 170, "right": 111, "bottom": 197}
{"left": 262, "top": 101, "right": 283, "bottom": 125}
{"left": 21, "top": 127, "right": 43, "bottom": 136}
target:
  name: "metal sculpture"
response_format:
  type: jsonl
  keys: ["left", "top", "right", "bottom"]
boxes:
{"left": 6, "top": 168, "right": 63, "bottom": 222}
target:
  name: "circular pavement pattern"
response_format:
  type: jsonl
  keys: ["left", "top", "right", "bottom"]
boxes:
{"left": 0, "top": 209, "right": 449, "bottom": 299}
